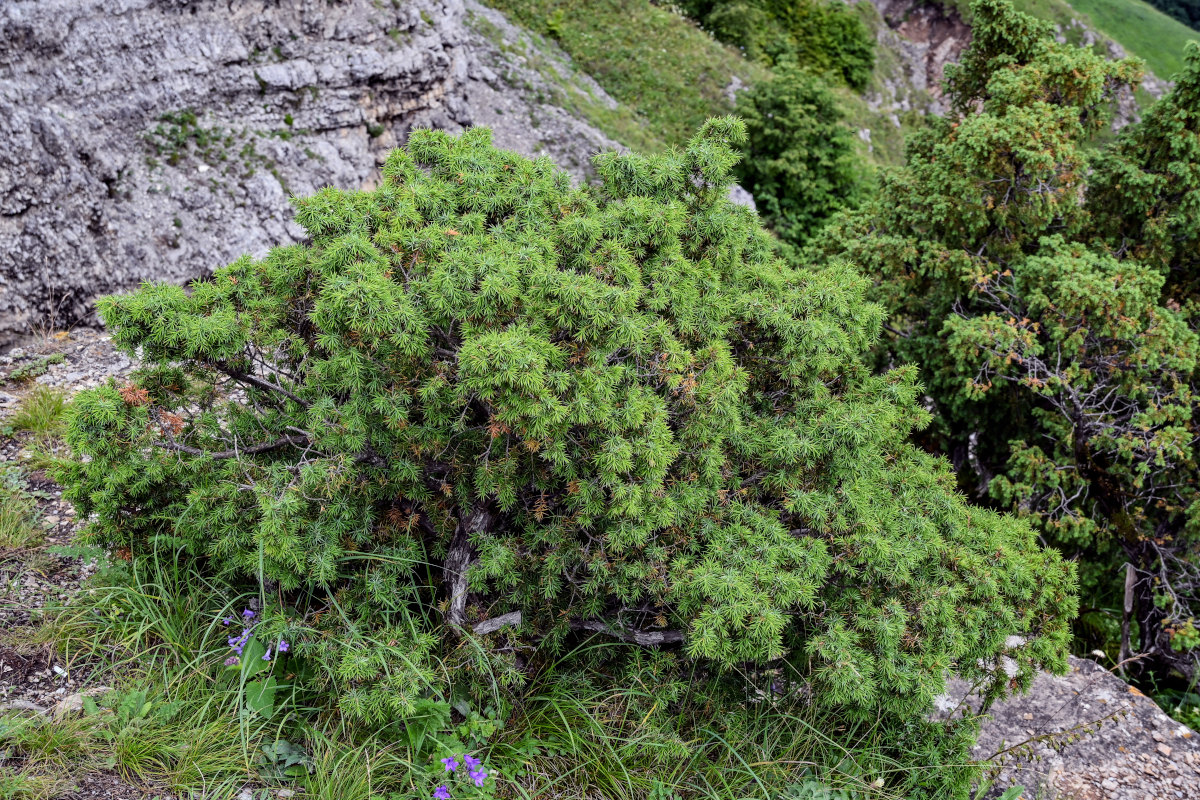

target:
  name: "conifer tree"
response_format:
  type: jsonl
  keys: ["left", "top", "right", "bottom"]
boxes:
{"left": 60, "top": 120, "right": 1073, "bottom": 750}
{"left": 811, "top": 0, "right": 1200, "bottom": 679}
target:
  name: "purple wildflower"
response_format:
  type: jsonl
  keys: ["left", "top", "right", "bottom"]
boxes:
{"left": 468, "top": 769, "right": 487, "bottom": 788}
{"left": 440, "top": 756, "right": 458, "bottom": 772}
{"left": 262, "top": 648, "right": 272, "bottom": 661}
{"left": 277, "top": 639, "right": 289, "bottom": 653}
{"left": 462, "top": 754, "right": 481, "bottom": 770}
{"left": 242, "top": 608, "right": 256, "bottom": 619}
{"left": 224, "top": 655, "right": 239, "bottom": 666}
{"left": 433, "top": 786, "right": 451, "bottom": 800}
{"left": 222, "top": 617, "right": 233, "bottom": 626}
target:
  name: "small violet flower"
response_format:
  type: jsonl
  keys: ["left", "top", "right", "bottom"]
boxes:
{"left": 224, "top": 655, "right": 239, "bottom": 666}
{"left": 262, "top": 648, "right": 272, "bottom": 662}
{"left": 242, "top": 608, "right": 256, "bottom": 619}
{"left": 222, "top": 617, "right": 233, "bottom": 626}
{"left": 462, "top": 754, "right": 481, "bottom": 770}
{"left": 433, "top": 786, "right": 452, "bottom": 800}
{"left": 277, "top": 639, "right": 289, "bottom": 653}
{"left": 468, "top": 769, "right": 487, "bottom": 788}
{"left": 440, "top": 756, "right": 458, "bottom": 772}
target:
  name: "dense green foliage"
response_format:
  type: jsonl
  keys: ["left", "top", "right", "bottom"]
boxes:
{"left": 59, "top": 120, "right": 1074, "bottom": 795}
{"left": 681, "top": 0, "right": 876, "bottom": 90}
{"left": 734, "top": 63, "right": 864, "bottom": 247}
{"left": 812, "top": 0, "right": 1200, "bottom": 680}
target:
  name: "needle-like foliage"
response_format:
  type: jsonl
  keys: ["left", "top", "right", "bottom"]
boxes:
{"left": 59, "top": 120, "right": 1073, "bottom": 783}
{"left": 811, "top": 0, "right": 1200, "bottom": 680}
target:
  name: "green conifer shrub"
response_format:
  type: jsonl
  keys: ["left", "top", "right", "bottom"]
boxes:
{"left": 681, "top": 0, "right": 875, "bottom": 90}
{"left": 59, "top": 120, "right": 1073, "bottom": 790}
{"left": 811, "top": 0, "right": 1200, "bottom": 680}
{"left": 734, "top": 62, "right": 864, "bottom": 247}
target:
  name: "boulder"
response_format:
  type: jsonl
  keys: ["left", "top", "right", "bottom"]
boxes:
{"left": 941, "top": 656, "right": 1200, "bottom": 799}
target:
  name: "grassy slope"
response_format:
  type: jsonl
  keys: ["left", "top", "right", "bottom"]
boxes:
{"left": 481, "top": 0, "right": 768, "bottom": 152}
{"left": 480, "top": 0, "right": 909, "bottom": 178}
{"left": 953, "top": 0, "right": 1198, "bottom": 82}
{"left": 1066, "top": 0, "right": 1198, "bottom": 79}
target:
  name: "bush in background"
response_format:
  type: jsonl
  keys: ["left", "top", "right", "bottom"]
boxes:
{"left": 682, "top": 0, "right": 875, "bottom": 90}
{"left": 811, "top": 0, "right": 1200, "bottom": 682}
{"left": 735, "top": 62, "right": 865, "bottom": 247}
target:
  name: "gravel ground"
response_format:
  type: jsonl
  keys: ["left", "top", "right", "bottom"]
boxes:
{"left": 1, "top": 329, "right": 165, "bottom": 799}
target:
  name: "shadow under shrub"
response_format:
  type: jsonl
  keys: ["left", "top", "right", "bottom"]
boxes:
{"left": 58, "top": 119, "right": 1074, "bottom": 796}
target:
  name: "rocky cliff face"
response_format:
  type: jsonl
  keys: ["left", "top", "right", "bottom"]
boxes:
{"left": 0, "top": 0, "right": 620, "bottom": 344}
{"left": 865, "top": 0, "right": 972, "bottom": 121}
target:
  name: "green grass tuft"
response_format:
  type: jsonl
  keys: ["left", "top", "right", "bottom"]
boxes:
{"left": 24, "top": 549, "right": 925, "bottom": 800}
{"left": 0, "top": 469, "right": 41, "bottom": 551}
{"left": 9, "top": 387, "right": 70, "bottom": 440}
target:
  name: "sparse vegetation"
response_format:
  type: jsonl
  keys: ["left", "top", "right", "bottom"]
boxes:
{"left": 5, "top": 355, "right": 64, "bottom": 384}
{"left": 142, "top": 109, "right": 295, "bottom": 196}
{"left": 0, "top": 468, "right": 41, "bottom": 551}
{"left": 8, "top": 387, "right": 69, "bottom": 441}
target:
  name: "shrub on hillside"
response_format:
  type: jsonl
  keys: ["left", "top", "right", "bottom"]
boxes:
{"left": 682, "top": 0, "right": 875, "bottom": 90}
{"left": 735, "top": 62, "right": 864, "bottom": 247}
{"left": 60, "top": 119, "right": 1073, "bottom": 794}
{"left": 811, "top": 0, "right": 1200, "bottom": 680}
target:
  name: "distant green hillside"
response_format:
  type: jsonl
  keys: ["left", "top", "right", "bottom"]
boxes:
{"left": 972, "top": 0, "right": 1198, "bottom": 80}
{"left": 1067, "top": 0, "right": 1198, "bottom": 79}
{"left": 481, "top": 0, "right": 767, "bottom": 153}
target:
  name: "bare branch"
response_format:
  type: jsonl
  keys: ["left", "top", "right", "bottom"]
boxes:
{"left": 466, "top": 612, "right": 684, "bottom": 648}
{"left": 472, "top": 611, "right": 523, "bottom": 636}
{"left": 156, "top": 434, "right": 309, "bottom": 460}
{"left": 445, "top": 501, "right": 495, "bottom": 631}
{"left": 570, "top": 619, "right": 684, "bottom": 647}
{"left": 216, "top": 362, "right": 309, "bottom": 408}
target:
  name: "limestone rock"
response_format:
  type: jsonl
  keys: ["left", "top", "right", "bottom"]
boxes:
{"left": 941, "top": 656, "right": 1200, "bottom": 799}
{"left": 0, "top": 0, "right": 621, "bottom": 344}
{"left": 52, "top": 685, "right": 112, "bottom": 717}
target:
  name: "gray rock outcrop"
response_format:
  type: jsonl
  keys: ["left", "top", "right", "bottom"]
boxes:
{"left": 0, "top": 0, "right": 621, "bottom": 344}
{"left": 863, "top": 0, "right": 973, "bottom": 123}
{"left": 940, "top": 656, "right": 1200, "bottom": 799}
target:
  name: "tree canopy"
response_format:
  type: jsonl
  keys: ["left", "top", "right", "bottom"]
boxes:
{"left": 811, "top": 0, "right": 1200, "bottom": 680}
